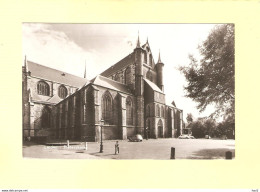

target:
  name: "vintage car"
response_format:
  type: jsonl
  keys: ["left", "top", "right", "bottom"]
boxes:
{"left": 128, "top": 134, "right": 143, "bottom": 142}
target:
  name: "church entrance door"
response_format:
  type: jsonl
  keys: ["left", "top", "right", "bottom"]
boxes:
{"left": 157, "top": 119, "right": 163, "bottom": 138}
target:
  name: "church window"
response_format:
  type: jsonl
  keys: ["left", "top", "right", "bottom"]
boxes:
{"left": 37, "top": 81, "right": 50, "bottom": 96}
{"left": 157, "top": 104, "right": 160, "bottom": 117}
{"left": 125, "top": 66, "right": 131, "bottom": 84}
{"left": 42, "top": 107, "right": 51, "bottom": 128}
{"left": 149, "top": 54, "right": 153, "bottom": 66}
{"left": 126, "top": 97, "right": 133, "bottom": 125}
{"left": 58, "top": 85, "right": 68, "bottom": 99}
{"left": 146, "top": 70, "right": 153, "bottom": 81}
{"left": 161, "top": 106, "right": 164, "bottom": 118}
{"left": 121, "top": 73, "right": 125, "bottom": 84}
{"left": 83, "top": 104, "right": 87, "bottom": 124}
{"left": 102, "top": 92, "right": 113, "bottom": 124}
{"left": 144, "top": 52, "right": 147, "bottom": 63}
{"left": 115, "top": 73, "right": 120, "bottom": 82}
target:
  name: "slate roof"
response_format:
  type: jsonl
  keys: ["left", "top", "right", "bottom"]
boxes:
{"left": 143, "top": 78, "right": 163, "bottom": 94}
{"left": 100, "top": 53, "right": 135, "bottom": 77}
{"left": 26, "top": 61, "right": 88, "bottom": 88}
{"left": 91, "top": 75, "right": 132, "bottom": 94}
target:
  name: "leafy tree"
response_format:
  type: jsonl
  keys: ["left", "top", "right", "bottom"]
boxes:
{"left": 190, "top": 120, "right": 205, "bottom": 138}
{"left": 190, "top": 118, "right": 216, "bottom": 138}
{"left": 204, "top": 118, "right": 217, "bottom": 136}
{"left": 179, "top": 24, "right": 234, "bottom": 120}
{"left": 186, "top": 113, "right": 193, "bottom": 123}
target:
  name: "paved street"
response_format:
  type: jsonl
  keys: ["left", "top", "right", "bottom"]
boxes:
{"left": 23, "top": 138, "right": 235, "bottom": 160}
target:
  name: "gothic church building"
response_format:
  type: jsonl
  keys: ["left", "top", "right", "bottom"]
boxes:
{"left": 22, "top": 36, "right": 183, "bottom": 141}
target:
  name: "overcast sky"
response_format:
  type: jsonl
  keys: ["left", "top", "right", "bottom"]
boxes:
{"left": 22, "top": 23, "right": 220, "bottom": 121}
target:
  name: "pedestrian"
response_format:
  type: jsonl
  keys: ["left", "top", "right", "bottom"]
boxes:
{"left": 145, "top": 127, "right": 149, "bottom": 140}
{"left": 115, "top": 141, "right": 119, "bottom": 155}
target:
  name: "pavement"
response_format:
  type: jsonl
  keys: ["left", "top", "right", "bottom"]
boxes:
{"left": 23, "top": 138, "right": 235, "bottom": 160}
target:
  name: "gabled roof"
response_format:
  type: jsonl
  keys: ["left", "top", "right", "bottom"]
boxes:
{"left": 100, "top": 53, "right": 135, "bottom": 77}
{"left": 143, "top": 78, "right": 163, "bottom": 94}
{"left": 26, "top": 61, "right": 88, "bottom": 88}
{"left": 91, "top": 75, "right": 132, "bottom": 94}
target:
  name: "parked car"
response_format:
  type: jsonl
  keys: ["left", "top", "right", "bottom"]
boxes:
{"left": 129, "top": 134, "right": 143, "bottom": 142}
{"left": 205, "top": 135, "right": 211, "bottom": 139}
{"left": 178, "top": 135, "right": 195, "bottom": 139}
{"left": 178, "top": 135, "right": 190, "bottom": 139}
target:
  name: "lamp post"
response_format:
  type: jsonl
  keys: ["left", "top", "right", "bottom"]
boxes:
{"left": 100, "top": 119, "right": 104, "bottom": 153}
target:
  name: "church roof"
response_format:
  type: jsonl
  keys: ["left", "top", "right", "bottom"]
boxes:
{"left": 91, "top": 75, "right": 132, "bottom": 94}
{"left": 100, "top": 53, "right": 135, "bottom": 77}
{"left": 143, "top": 78, "right": 163, "bottom": 94}
{"left": 26, "top": 61, "right": 88, "bottom": 88}
{"left": 30, "top": 90, "right": 63, "bottom": 105}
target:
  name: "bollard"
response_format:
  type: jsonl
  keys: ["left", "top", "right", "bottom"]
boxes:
{"left": 67, "top": 140, "right": 69, "bottom": 148}
{"left": 225, "top": 151, "right": 232, "bottom": 159}
{"left": 170, "top": 147, "right": 175, "bottom": 159}
{"left": 85, "top": 142, "right": 88, "bottom": 150}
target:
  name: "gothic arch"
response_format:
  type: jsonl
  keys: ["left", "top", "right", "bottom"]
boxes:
{"left": 125, "top": 66, "right": 131, "bottom": 85}
{"left": 156, "top": 104, "right": 160, "bottom": 117}
{"left": 144, "top": 51, "right": 147, "bottom": 64}
{"left": 157, "top": 119, "right": 163, "bottom": 138}
{"left": 101, "top": 91, "right": 113, "bottom": 124}
{"left": 146, "top": 70, "right": 153, "bottom": 81}
{"left": 149, "top": 54, "right": 153, "bottom": 66}
{"left": 37, "top": 81, "right": 50, "bottom": 96}
{"left": 161, "top": 106, "right": 164, "bottom": 118}
{"left": 114, "top": 73, "right": 120, "bottom": 82}
{"left": 126, "top": 96, "right": 133, "bottom": 125}
{"left": 58, "top": 85, "right": 67, "bottom": 99}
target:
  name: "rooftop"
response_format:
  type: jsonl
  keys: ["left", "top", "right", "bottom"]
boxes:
{"left": 26, "top": 60, "right": 88, "bottom": 88}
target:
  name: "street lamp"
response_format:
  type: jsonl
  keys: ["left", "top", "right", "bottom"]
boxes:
{"left": 100, "top": 119, "right": 104, "bottom": 153}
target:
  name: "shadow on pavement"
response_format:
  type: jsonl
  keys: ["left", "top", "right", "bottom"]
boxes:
{"left": 187, "top": 148, "right": 235, "bottom": 159}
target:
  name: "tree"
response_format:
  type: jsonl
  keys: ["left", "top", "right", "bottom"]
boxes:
{"left": 186, "top": 113, "right": 193, "bottom": 123}
{"left": 179, "top": 24, "right": 234, "bottom": 120}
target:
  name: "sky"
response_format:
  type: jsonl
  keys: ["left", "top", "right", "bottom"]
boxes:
{"left": 22, "top": 23, "right": 220, "bottom": 122}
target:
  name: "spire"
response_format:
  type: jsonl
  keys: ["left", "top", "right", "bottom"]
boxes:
{"left": 24, "top": 55, "right": 28, "bottom": 72}
{"left": 84, "top": 60, "right": 87, "bottom": 78}
{"left": 158, "top": 50, "right": 162, "bottom": 63}
{"left": 136, "top": 31, "right": 141, "bottom": 48}
{"left": 146, "top": 37, "right": 149, "bottom": 44}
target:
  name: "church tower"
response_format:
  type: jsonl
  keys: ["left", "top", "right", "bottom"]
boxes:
{"left": 156, "top": 51, "right": 164, "bottom": 92}
{"left": 134, "top": 34, "right": 145, "bottom": 135}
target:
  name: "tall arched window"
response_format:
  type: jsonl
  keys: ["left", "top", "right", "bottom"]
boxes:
{"left": 125, "top": 66, "right": 131, "bottom": 84}
{"left": 37, "top": 81, "right": 50, "bottom": 96}
{"left": 146, "top": 105, "right": 150, "bottom": 117}
{"left": 149, "top": 54, "right": 153, "bottom": 66}
{"left": 146, "top": 70, "right": 153, "bottom": 81}
{"left": 42, "top": 107, "right": 51, "bottom": 128}
{"left": 161, "top": 106, "right": 164, "bottom": 118}
{"left": 157, "top": 104, "right": 160, "bottom": 117}
{"left": 102, "top": 92, "right": 113, "bottom": 124}
{"left": 58, "top": 85, "right": 67, "bottom": 99}
{"left": 114, "top": 74, "right": 120, "bottom": 82}
{"left": 126, "top": 97, "right": 133, "bottom": 125}
{"left": 144, "top": 52, "right": 147, "bottom": 63}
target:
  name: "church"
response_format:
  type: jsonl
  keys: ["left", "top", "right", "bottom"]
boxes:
{"left": 22, "top": 35, "right": 184, "bottom": 142}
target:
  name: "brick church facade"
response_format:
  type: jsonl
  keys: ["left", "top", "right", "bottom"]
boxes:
{"left": 22, "top": 36, "right": 183, "bottom": 141}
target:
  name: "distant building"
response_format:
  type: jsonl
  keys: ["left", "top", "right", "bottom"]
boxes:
{"left": 22, "top": 35, "right": 183, "bottom": 141}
